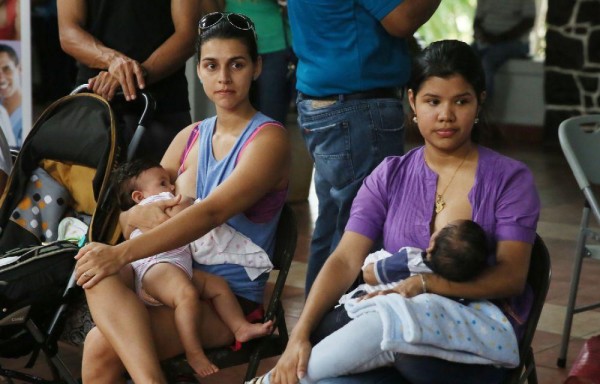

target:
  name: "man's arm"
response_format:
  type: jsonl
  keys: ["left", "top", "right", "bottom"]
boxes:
{"left": 58, "top": 0, "right": 201, "bottom": 100}
{"left": 57, "top": 0, "right": 132, "bottom": 77}
{"left": 380, "top": 0, "right": 441, "bottom": 38}
{"left": 474, "top": 17, "right": 534, "bottom": 45}
{"left": 492, "top": 18, "right": 535, "bottom": 44}
{"left": 473, "top": 16, "right": 487, "bottom": 43}
{"left": 139, "top": 0, "right": 201, "bottom": 85}
{"left": 57, "top": 0, "right": 146, "bottom": 99}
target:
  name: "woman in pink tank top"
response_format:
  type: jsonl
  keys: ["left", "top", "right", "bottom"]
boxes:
{"left": 74, "top": 12, "right": 290, "bottom": 384}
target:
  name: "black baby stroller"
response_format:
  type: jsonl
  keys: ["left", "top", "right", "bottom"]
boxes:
{"left": 0, "top": 87, "right": 154, "bottom": 383}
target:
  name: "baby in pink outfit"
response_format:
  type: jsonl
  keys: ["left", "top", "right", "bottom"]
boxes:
{"left": 113, "top": 158, "right": 273, "bottom": 378}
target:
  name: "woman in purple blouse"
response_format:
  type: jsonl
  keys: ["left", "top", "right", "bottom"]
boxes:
{"left": 262, "top": 39, "right": 540, "bottom": 384}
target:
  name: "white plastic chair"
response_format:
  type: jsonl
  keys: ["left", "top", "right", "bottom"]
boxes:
{"left": 557, "top": 114, "right": 600, "bottom": 367}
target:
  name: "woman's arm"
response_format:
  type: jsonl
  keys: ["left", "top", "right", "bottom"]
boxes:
{"left": 164, "top": 196, "right": 194, "bottom": 217}
{"left": 424, "top": 161, "right": 539, "bottom": 300}
{"left": 269, "top": 231, "right": 374, "bottom": 384}
{"left": 119, "top": 196, "right": 191, "bottom": 239}
{"left": 118, "top": 124, "right": 195, "bottom": 238}
{"left": 118, "top": 196, "right": 180, "bottom": 239}
{"left": 429, "top": 239, "right": 531, "bottom": 298}
{"left": 160, "top": 123, "right": 195, "bottom": 182}
{"left": 76, "top": 124, "right": 290, "bottom": 287}
{"left": 392, "top": 240, "right": 532, "bottom": 299}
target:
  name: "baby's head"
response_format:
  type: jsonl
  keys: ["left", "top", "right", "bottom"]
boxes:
{"left": 426, "top": 219, "right": 488, "bottom": 282}
{"left": 112, "top": 158, "right": 174, "bottom": 211}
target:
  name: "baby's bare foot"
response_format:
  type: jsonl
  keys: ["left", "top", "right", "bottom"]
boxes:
{"left": 187, "top": 350, "right": 219, "bottom": 378}
{"left": 235, "top": 320, "right": 274, "bottom": 343}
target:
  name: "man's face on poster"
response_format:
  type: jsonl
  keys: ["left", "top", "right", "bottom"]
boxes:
{"left": 0, "top": 51, "right": 20, "bottom": 99}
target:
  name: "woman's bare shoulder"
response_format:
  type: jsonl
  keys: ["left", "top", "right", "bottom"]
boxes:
{"left": 171, "top": 123, "right": 199, "bottom": 151}
{"left": 243, "top": 122, "right": 290, "bottom": 164}
{"left": 228, "top": 122, "right": 290, "bottom": 193}
{"left": 161, "top": 122, "right": 199, "bottom": 173}
{"left": 254, "top": 122, "right": 289, "bottom": 147}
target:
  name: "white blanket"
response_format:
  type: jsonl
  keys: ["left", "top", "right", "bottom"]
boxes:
{"left": 345, "top": 293, "right": 519, "bottom": 368}
{"left": 190, "top": 219, "right": 273, "bottom": 280}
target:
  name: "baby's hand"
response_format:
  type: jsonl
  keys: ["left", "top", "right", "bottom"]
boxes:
{"left": 362, "top": 263, "right": 378, "bottom": 285}
{"left": 165, "top": 194, "right": 194, "bottom": 217}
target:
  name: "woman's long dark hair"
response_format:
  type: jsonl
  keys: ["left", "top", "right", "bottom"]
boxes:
{"left": 196, "top": 14, "right": 260, "bottom": 109}
{"left": 408, "top": 40, "right": 489, "bottom": 143}
{"left": 196, "top": 15, "right": 259, "bottom": 63}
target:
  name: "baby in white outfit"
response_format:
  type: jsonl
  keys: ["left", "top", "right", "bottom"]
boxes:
{"left": 113, "top": 159, "right": 273, "bottom": 378}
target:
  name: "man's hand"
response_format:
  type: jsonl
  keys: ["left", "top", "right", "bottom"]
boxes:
{"left": 88, "top": 71, "right": 120, "bottom": 101}
{"left": 107, "top": 55, "right": 146, "bottom": 101}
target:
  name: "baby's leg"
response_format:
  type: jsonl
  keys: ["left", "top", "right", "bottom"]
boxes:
{"left": 194, "top": 270, "right": 272, "bottom": 342}
{"left": 303, "top": 311, "right": 395, "bottom": 382}
{"left": 142, "top": 263, "right": 218, "bottom": 378}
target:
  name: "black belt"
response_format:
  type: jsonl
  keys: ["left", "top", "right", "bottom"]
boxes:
{"left": 302, "top": 87, "right": 400, "bottom": 102}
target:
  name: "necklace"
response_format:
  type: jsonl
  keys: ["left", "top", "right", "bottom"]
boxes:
{"left": 435, "top": 150, "right": 470, "bottom": 214}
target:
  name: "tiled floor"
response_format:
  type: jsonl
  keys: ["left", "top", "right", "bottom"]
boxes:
{"left": 2, "top": 123, "right": 599, "bottom": 383}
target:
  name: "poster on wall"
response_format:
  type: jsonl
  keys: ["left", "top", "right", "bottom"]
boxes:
{"left": 0, "top": 0, "right": 31, "bottom": 149}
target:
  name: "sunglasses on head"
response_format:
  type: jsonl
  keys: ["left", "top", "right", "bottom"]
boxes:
{"left": 198, "top": 12, "right": 257, "bottom": 40}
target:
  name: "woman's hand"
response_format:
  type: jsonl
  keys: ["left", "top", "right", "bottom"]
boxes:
{"left": 269, "top": 336, "right": 312, "bottom": 384}
{"left": 122, "top": 194, "right": 181, "bottom": 237}
{"left": 359, "top": 275, "right": 425, "bottom": 301}
{"left": 74, "top": 242, "right": 127, "bottom": 289}
{"left": 392, "top": 274, "right": 427, "bottom": 298}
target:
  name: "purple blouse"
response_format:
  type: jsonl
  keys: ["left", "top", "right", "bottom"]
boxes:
{"left": 346, "top": 145, "right": 541, "bottom": 338}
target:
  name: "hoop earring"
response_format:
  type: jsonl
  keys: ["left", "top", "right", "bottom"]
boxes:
{"left": 412, "top": 116, "right": 418, "bottom": 123}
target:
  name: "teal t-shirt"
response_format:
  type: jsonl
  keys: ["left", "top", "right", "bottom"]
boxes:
{"left": 287, "top": 0, "right": 410, "bottom": 96}
{"left": 225, "top": 0, "right": 291, "bottom": 54}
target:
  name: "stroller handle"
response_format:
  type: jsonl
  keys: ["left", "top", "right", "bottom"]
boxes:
{"left": 70, "top": 84, "right": 157, "bottom": 160}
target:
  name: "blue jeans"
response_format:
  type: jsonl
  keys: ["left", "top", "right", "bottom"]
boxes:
{"left": 259, "top": 368, "right": 405, "bottom": 384}
{"left": 254, "top": 48, "right": 295, "bottom": 124}
{"left": 256, "top": 305, "right": 508, "bottom": 384}
{"left": 309, "top": 308, "right": 508, "bottom": 384}
{"left": 473, "top": 40, "right": 529, "bottom": 98}
{"left": 297, "top": 93, "right": 405, "bottom": 295}
{"left": 259, "top": 358, "right": 506, "bottom": 384}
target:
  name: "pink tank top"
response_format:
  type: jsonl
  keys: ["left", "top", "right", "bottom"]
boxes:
{"left": 178, "top": 121, "right": 287, "bottom": 223}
